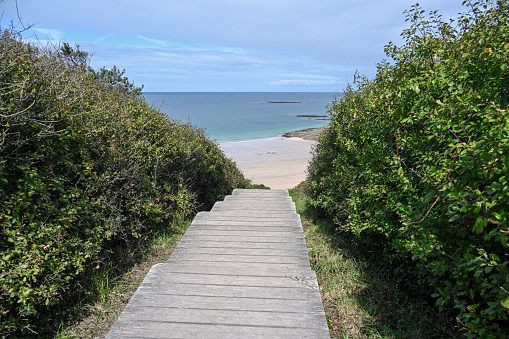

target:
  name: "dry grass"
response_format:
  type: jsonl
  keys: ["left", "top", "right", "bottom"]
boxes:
{"left": 290, "top": 184, "right": 461, "bottom": 338}
{"left": 54, "top": 223, "right": 189, "bottom": 339}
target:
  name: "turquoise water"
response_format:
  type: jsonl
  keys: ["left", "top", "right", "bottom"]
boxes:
{"left": 143, "top": 92, "right": 335, "bottom": 142}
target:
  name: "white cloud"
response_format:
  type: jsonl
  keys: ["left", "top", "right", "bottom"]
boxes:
{"left": 94, "top": 33, "right": 116, "bottom": 44}
{"left": 135, "top": 35, "right": 167, "bottom": 46}
{"left": 1, "top": 0, "right": 468, "bottom": 91}
{"left": 32, "top": 28, "right": 64, "bottom": 40}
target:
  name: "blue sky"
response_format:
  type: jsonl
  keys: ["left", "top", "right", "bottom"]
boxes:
{"left": 1, "top": 0, "right": 467, "bottom": 92}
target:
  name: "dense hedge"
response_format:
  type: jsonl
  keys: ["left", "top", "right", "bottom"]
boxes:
{"left": 0, "top": 30, "right": 248, "bottom": 335}
{"left": 307, "top": 1, "right": 508, "bottom": 336}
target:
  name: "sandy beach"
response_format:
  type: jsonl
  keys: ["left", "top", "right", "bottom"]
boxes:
{"left": 219, "top": 127, "right": 326, "bottom": 189}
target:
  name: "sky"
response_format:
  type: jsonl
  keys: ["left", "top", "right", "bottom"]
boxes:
{"left": 1, "top": 0, "right": 468, "bottom": 92}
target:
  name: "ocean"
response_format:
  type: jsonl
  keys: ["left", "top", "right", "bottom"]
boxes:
{"left": 143, "top": 92, "right": 335, "bottom": 143}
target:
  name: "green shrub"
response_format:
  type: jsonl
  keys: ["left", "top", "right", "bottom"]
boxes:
{"left": 0, "top": 29, "right": 248, "bottom": 336}
{"left": 307, "top": 1, "right": 509, "bottom": 336}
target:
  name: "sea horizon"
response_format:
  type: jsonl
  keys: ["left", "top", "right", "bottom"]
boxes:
{"left": 143, "top": 92, "right": 335, "bottom": 143}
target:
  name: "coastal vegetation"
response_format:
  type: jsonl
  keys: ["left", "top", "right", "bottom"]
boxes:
{"left": 56, "top": 223, "right": 190, "bottom": 338}
{"left": 291, "top": 185, "right": 460, "bottom": 337}
{"left": 306, "top": 0, "right": 509, "bottom": 336}
{"left": 0, "top": 28, "right": 248, "bottom": 336}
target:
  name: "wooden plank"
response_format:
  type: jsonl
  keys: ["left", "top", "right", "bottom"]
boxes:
{"left": 177, "top": 235, "right": 306, "bottom": 244}
{"left": 225, "top": 194, "right": 293, "bottom": 200}
{"left": 108, "top": 307, "right": 328, "bottom": 331}
{"left": 232, "top": 188, "right": 289, "bottom": 195}
{"left": 180, "top": 231, "right": 305, "bottom": 240}
{"left": 194, "top": 211, "right": 299, "bottom": 218}
{"left": 106, "top": 189, "right": 330, "bottom": 339}
{"left": 187, "top": 227, "right": 304, "bottom": 233}
{"left": 192, "top": 217, "right": 302, "bottom": 225}
{"left": 107, "top": 322, "right": 329, "bottom": 339}
{"left": 138, "top": 268, "right": 319, "bottom": 289}
{"left": 168, "top": 253, "right": 311, "bottom": 264}
{"left": 134, "top": 283, "right": 320, "bottom": 302}
{"left": 212, "top": 207, "right": 297, "bottom": 212}
{"left": 171, "top": 246, "right": 309, "bottom": 257}
{"left": 174, "top": 240, "right": 305, "bottom": 250}
{"left": 193, "top": 211, "right": 302, "bottom": 221}
{"left": 158, "top": 262, "right": 314, "bottom": 277}
{"left": 125, "top": 293, "right": 326, "bottom": 313}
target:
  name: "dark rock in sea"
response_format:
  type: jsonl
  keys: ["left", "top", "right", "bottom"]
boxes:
{"left": 296, "top": 114, "right": 328, "bottom": 118}
{"left": 267, "top": 101, "right": 302, "bottom": 104}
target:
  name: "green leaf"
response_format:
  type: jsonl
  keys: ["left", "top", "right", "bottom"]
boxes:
{"left": 501, "top": 235, "right": 508, "bottom": 248}
{"left": 449, "top": 214, "right": 461, "bottom": 222}
{"left": 474, "top": 203, "right": 482, "bottom": 214}
{"left": 473, "top": 217, "right": 487, "bottom": 234}
{"left": 489, "top": 182, "right": 503, "bottom": 192}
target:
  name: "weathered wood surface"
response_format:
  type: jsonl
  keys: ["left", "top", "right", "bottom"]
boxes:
{"left": 107, "top": 189, "right": 330, "bottom": 338}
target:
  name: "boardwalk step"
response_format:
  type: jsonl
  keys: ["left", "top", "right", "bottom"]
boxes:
{"left": 107, "top": 189, "right": 330, "bottom": 339}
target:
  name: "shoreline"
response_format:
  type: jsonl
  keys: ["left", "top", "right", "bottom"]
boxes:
{"left": 219, "top": 126, "right": 328, "bottom": 145}
{"left": 218, "top": 127, "right": 328, "bottom": 189}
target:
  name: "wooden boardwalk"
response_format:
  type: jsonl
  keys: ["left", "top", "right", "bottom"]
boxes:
{"left": 107, "top": 189, "right": 330, "bottom": 338}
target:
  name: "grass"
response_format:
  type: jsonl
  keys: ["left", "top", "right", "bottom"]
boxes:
{"left": 53, "top": 220, "right": 191, "bottom": 338}
{"left": 289, "top": 183, "right": 461, "bottom": 338}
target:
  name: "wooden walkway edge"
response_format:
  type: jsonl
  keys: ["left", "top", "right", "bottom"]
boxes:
{"left": 106, "top": 189, "right": 330, "bottom": 338}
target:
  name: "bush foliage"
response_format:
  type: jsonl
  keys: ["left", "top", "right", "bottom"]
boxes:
{"left": 307, "top": 1, "right": 509, "bottom": 336}
{"left": 0, "top": 29, "right": 248, "bottom": 335}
